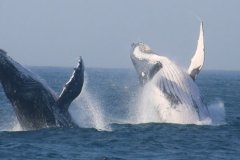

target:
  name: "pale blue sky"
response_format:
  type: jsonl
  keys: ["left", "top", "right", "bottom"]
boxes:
{"left": 0, "top": 0, "right": 239, "bottom": 70}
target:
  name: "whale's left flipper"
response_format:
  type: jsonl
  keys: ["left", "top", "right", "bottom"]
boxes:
{"left": 188, "top": 22, "right": 205, "bottom": 81}
{"left": 53, "top": 57, "right": 84, "bottom": 126}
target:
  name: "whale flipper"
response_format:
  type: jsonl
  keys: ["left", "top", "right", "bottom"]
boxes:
{"left": 53, "top": 57, "right": 84, "bottom": 126}
{"left": 55, "top": 57, "right": 84, "bottom": 111}
{"left": 188, "top": 22, "right": 205, "bottom": 80}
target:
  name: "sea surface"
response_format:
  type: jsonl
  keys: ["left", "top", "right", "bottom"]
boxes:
{"left": 0, "top": 67, "right": 240, "bottom": 160}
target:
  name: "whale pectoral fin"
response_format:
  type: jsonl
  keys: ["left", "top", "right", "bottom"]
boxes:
{"left": 188, "top": 22, "right": 205, "bottom": 81}
{"left": 54, "top": 57, "right": 84, "bottom": 112}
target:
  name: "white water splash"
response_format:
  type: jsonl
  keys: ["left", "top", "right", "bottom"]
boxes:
{"left": 207, "top": 100, "right": 226, "bottom": 125}
{"left": 0, "top": 118, "right": 22, "bottom": 132}
{"left": 10, "top": 121, "right": 22, "bottom": 131}
{"left": 69, "top": 75, "right": 111, "bottom": 131}
{"left": 129, "top": 78, "right": 226, "bottom": 125}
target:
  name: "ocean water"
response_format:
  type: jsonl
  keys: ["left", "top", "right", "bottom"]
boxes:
{"left": 0, "top": 67, "right": 240, "bottom": 159}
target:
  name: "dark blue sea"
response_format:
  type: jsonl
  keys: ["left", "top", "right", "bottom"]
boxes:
{"left": 0, "top": 67, "right": 240, "bottom": 160}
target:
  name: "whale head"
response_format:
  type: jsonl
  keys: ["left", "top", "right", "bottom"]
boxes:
{"left": 131, "top": 42, "right": 162, "bottom": 85}
{"left": 131, "top": 42, "right": 152, "bottom": 54}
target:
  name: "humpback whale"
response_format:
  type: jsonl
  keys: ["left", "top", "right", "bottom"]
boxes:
{"left": 130, "top": 22, "right": 210, "bottom": 121}
{"left": 0, "top": 49, "right": 84, "bottom": 130}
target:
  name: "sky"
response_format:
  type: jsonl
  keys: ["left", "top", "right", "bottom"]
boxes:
{"left": 0, "top": 0, "right": 239, "bottom": 70}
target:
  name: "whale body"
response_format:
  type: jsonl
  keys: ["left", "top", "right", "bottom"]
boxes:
{"left": 130, "top": 22, "right": 210, "bottom": 121}
{"left": 0, "top": 49, "right": 84, "bottom": 130}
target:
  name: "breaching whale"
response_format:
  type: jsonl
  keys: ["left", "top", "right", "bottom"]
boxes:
{"left": 0, "top": 49, "right": 84, "bottom": 130}
{"left": 130, "top": 22, "right": 210, "bottom": 121}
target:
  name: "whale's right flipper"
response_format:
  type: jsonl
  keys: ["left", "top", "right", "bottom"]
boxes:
{"left": 53, "top": 57, "right": 84, "bottom": 126}
{"left": 188, "top": 22, "right": 205, "bottom": 81}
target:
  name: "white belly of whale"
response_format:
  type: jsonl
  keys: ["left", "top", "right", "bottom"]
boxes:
{"left": 135, "top": 60, "right": 211, "bottom": 124}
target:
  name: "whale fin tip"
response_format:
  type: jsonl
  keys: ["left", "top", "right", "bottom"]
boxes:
{"left": 188, "top": 22, "right": 205, "bottom": 80}
{"left": 55, "top": 57, "right": 84, "bottom": 111}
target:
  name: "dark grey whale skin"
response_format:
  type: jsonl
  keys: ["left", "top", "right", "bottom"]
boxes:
{"left": 0, "top": 49, "right": 84, "bottom": 130}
